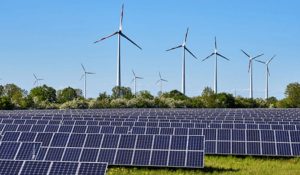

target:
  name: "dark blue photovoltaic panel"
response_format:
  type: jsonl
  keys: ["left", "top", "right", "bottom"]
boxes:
{"left": 67, "top": 134, "right": 86, "bottom": 147}
{"left": 260, "top": 130, "right": 275, "bottom": 142}
{"left": 135, "top": 135, "right": 153, "bottom": 149}
{"left": 16, "top": 143, "right": 41, "bottom": 160}
{"left": 50, "top": 133, "right": 69, "bottom": 147}
{"left": 86, "top": 126, "right": 101, "bottom": 133}
{"left": 262, "top": 142, "right": 276, "bottom": 155}
{"left": 80, "top": 149, "right": 99, "bottom": 162}
{"left": 100, "top": 126, "right": 114, "bottom": 134}
{"left": 150, "top": 151, "right": 168, "bottom": 166}
{"left": 115, "top": 149, "right": 134, "bottom": 165}
{"left": 290, "top": 131, "right": 300, "bottom": 142}
{"left": 170, "top": 136, "right": 187, "bottom": 150}
{"left": 186, "top": 151, "right": 204, "bottom": 168}
{"left": 132, "top": 150, "right": 151, "bottom": 166}
{"left": 78, "top": 162, "right": 107, "bottom": 175}
{"left": 232, "top": 142, "right": 245, "bottom": 154}
{"left": 84, "top": 134, "right": 103, "bottom": 148}
{"left": 247, "top": 142, "right": 261, "bottom": 155}
{"left": 160, "top": 127, "right": 174, "bottom": 135}
{"left": 277, "top": 143, "right": 292, "bottom": 156}
{"left": 217, "top": 142, "right": 231, "bottom": 154}
{"left": 153, "top": 135, "right": 170, "bottom": 149}
{"left": 0, "top": 160, "right": 23, "bottom": 175}
{"left": 246, "top": 130, "right": 260, "bottom": 141}
{"left": 118, "top": 135, "right": 136, "bottom": 149}
{"left": 203, "top": 129, "right": 217, "bottom": 140}
{"left": 98, "top": 149, "right": 116, "bottom": 164}
{"left": 35, "top": 133, "right": 53, "bottom": 146}
{"left": 275, "top": 131, "right": 290, "bottom": 142}
{"left": 101, "top": 135, "right": 120, "bottom": 148}
{"left": 217, "top": 129, "right": 231, "bottom": 141}
{"left": 232, "top": 130, "right": 245, "bottom": 141}
{"left": 2, "top": 131, "right": 20, "bottom": 141}
{"left": 205, "top": 141, "right": 216, "bottom": 154}
{"left": 0, "top": 142, "right": 20, "bottom": 159}
{"left": 19, "top": 132, "right": 37, "bottom": 142}
{"left": 168, "top": 151, "right": 186, "bottom": 167}
{"left": 292, "top": 144, "right": 300, "bottom": 156}
{"left": 20, "top": 161, "right": 50, "bottom": 175}
{"left": 146, "top": 127, "right": 159, "bottom": 134}
{"left": 62, "top": 148, "right": 81, "bottom": 161}
{"left": 49, "top": 162, "right": 78, "bottom": 175}
{"left": 17, "top": 125, "right": 32, "bottom": 132}
{"left": 45, "top": 148, "right": 64, "bottom": 161}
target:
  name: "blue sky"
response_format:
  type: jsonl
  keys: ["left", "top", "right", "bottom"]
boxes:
{"left": 0, "top": 0, "right": 299, "bottom": 98}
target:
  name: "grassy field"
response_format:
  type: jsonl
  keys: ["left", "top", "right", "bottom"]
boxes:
{"left": 107, "top": 155, "right": 300, "bottom": 175}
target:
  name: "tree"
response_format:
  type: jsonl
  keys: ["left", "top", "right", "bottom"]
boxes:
{"left": 216, "top": 93, "right": 235, "bottom": 108}
{"left": 161, "top": 90, "right": 188, "bottom": 101}
{"left": 201, "top": 87, "right": 217, "bottom": 108}
{"left": 97, "top": 92, "right": 110, "bottom": 101}
{"left": 57, "top": 87, "right": 79, "bottom": 103}
{"left": 285, "top": 82, "right": 300, "bottom": 107}
{"left": 29, "top": 85, "right": 56, "bottom": 103}
{"left": 3, "top": 84, "right": 26, "bottom": 108}
{"left": 137, "top": 90, "right": 154, "bottom": 100}
{"left": 111, "top": 86, "right": 133, "bottom": 99}
{"left": 0, "top": 85, "right": 4, "bottom": 96}
{"left": 0, "top": 96, "right": 14, "bottom": 110}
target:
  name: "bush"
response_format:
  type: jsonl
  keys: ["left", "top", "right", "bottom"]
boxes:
{"left": 0, "top": 96, "right": 14, "bottom": 110}
{"left": 127, "top": 97, "right": 155, "bottom": 108}
{"left": 88, "top": 99, "right": 111, "bottom": 108}
{"left": 110, "top": 98, "right": 128, "bottom": 108}
{"left": 59, "top": 98, "right": 88, "bottom": 109}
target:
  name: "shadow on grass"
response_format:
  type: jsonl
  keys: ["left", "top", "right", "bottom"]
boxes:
{"left": 201, "top": 166, "right": 239, "bottom": 173}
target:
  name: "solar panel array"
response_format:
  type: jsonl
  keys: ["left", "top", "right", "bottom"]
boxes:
{"left": 1, "top": 108, "right": 300, "bottom": 173}
{"left": 0, "top": 160, "right": 107, "bottom": 175}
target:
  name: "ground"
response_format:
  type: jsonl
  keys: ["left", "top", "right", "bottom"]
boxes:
{"left": 107, "top": 155, "right": 300, "bottom": 175}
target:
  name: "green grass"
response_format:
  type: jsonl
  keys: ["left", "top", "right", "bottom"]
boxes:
{"left": 107, "top": 156, "right": 300, "bottom": 175}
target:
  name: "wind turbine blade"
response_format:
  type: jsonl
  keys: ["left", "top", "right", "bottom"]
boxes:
{"left": 159, "top": 72, "right": 162, "bottom": 79}
{"left": 185, "top": 47, "right": 198, "bottom": 59}
{"left": 156, "top": 80, "right": 160, "bottom": 85}
{"left": 136, "top": 77, "right": 143, "bottom": 79}
{"left": 162, "top": 79, "right": 168, "bottom": 82}
{"left": 119, "top": 4, "right": 124, "bottom": 31}
{"left": 267, "top": 55, "right": 276, "bottom": 64}
{"left": 202, "top": 53, "right": 215, "bottom": 61}
{"left": 81, "top": 64, "right": 86, "bottom": 72}
{"left": 132, "top": 70, "right": 135, "bottom": 77}
{"left": 80, "top": 74, "right": 84, "bottom": 80}
{"left": 166, "top": 45, "right": 182, "bottom": 51}
{"left": 33, "top": 80, "right": 37, "bottom": 85}
{"left": 248, "top": 60, "right": 251, "bottom": 72}
{"left": 216, "top": 53, "right": 229, "bottom": 61}
{"left": 241, "top": 49, "right": 250, "bottom": 58}
{"left": 267, "top": 66, "right": 270, "bottom": 76}
{"left": 86, "top": 72, "right": 95, "bottom": 74}
{"left": 33, "top": 74, "right": 37, "bottom": 80}
{"left": 119, "top": 32, "right": 142, "bottom": 50}
{"left": 94, "top": 32, "right": 118, "bottom": 43}
{"left": 215, "top": 36, "right": 217, "bottom": 50}
{"left": 185, "top": 28, "right": 189, "bottom": 43}
{"left": 255, "top": 60, "right": 266, "bottom": 64}
{"left": 252, "top": 54, "right": 264, "bottom": 60}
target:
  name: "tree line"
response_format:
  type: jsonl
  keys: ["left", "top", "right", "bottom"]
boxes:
{"left": 0, "top": 83, "right": 300, "bottom": 110}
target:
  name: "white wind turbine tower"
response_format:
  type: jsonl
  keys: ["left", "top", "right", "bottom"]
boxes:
{"left": 166, "top": 28, "right": 198, "bottom": 95}
{"left": 33, "top": 74, "right": 43, "bottom": 86}
{"left": 202, "top": 37, "right": 230, "bottom": 94}
{"left": 156, "top": 72, "right": 168, "bottom": 93}
{"left": 241, "top": 50, "right": 264, "bottom": 98}
{"left": 256, "top": 55, "right": 276, "bottom": 99}
{"left": 94, "top": 4, "right": 142, "bottom": 89}
{"left": 80, "top": 64, "right": 95, "bottom": 99}
{"left": 131, "top": 70, "right": 143, "bottom": 95}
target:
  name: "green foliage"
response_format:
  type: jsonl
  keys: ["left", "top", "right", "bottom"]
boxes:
{"left": 29, "top": 85, "right": 56, "bottom": 103}
{"left": 59, "top": 98, "right": 88, "bottom": 109}
{"left": 57, "top": 87, "right": 79, "bottom": 103}
{"left": 110, "top": 98, "right": 128, "bottom": 108}
{"left": 127, "top": 97, "right": 155, "bottom": 108}
{"left": 235, "top": 97, "right": 258, "bottom": 108}
{"left": 216, "top": 93, "right": 235, "bottom": 108}
{"left": 97, "top": 92, "right": 110, "bottom": 101}
{"left": 3, "top": 84, "right": 27, "bottom": 108}
{"left": 285, "top": 82, "right": 300, "bottom": 107}
{"left": 88, "top": 99, "right": 111, "bottom": 108}
{"left": 201, "top": 87, "right": 217, "bottom": 108}
{"left": 0, "top": 85, "right": 4, "bottom": 96}
{"left": 111, "top": 86, "right": 133, "bottom": 99}
{"left": 161, "top": 90, "right": 188, "bottom": 100}
{"left": 0, "top": 96, "right": 14, "bottom": 110}
{"left": 137, "top": 91, "right": 154, "bottom": 100}
{"left": 107, "top": 156, "right": 300, "bottom": 175}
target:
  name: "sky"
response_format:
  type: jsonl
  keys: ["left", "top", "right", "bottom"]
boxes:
{"left": 0, "top": 0, "right": 299, "bottom": 99}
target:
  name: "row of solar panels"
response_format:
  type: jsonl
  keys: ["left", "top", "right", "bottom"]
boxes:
{"left": 2, "top": 122, "right": 300, "bottom": 131}
{"left": 1, "top": 117, "right": 300, "bottom": 124}
{"left": 0, "top": 160, "right": 107, "bottom": 175}
{"left": 0, "top": 134, "right": 205, "bottom": 168}
{"left": 1, "top": 129, "right": 300, "bottom": 156}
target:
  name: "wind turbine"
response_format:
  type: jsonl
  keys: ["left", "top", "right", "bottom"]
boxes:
{"left": 131, "top": 70, "right": 143, "bottom": 95}
{"left": 202, "top": 37, "right": 229, "bottom": 94}
{"left": 94, "top": 4, "right": 142, "bottom": 89}
{"left": 256, "top": 55, "right": 276, "bottom": 99}
{"left": 33, "top": 74, "right": 43, "bottom": 86}
{"left": 156, "top": 72, "right": 168, "bottom": 93}
{"left": 80, "top": 64, "right": 95, "bottom": 99}
{"left": 241, "top": 50, "right": 264, "bottom": 98}
{"left": 166, "top": 28, "right": 198, "bottom": 95}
